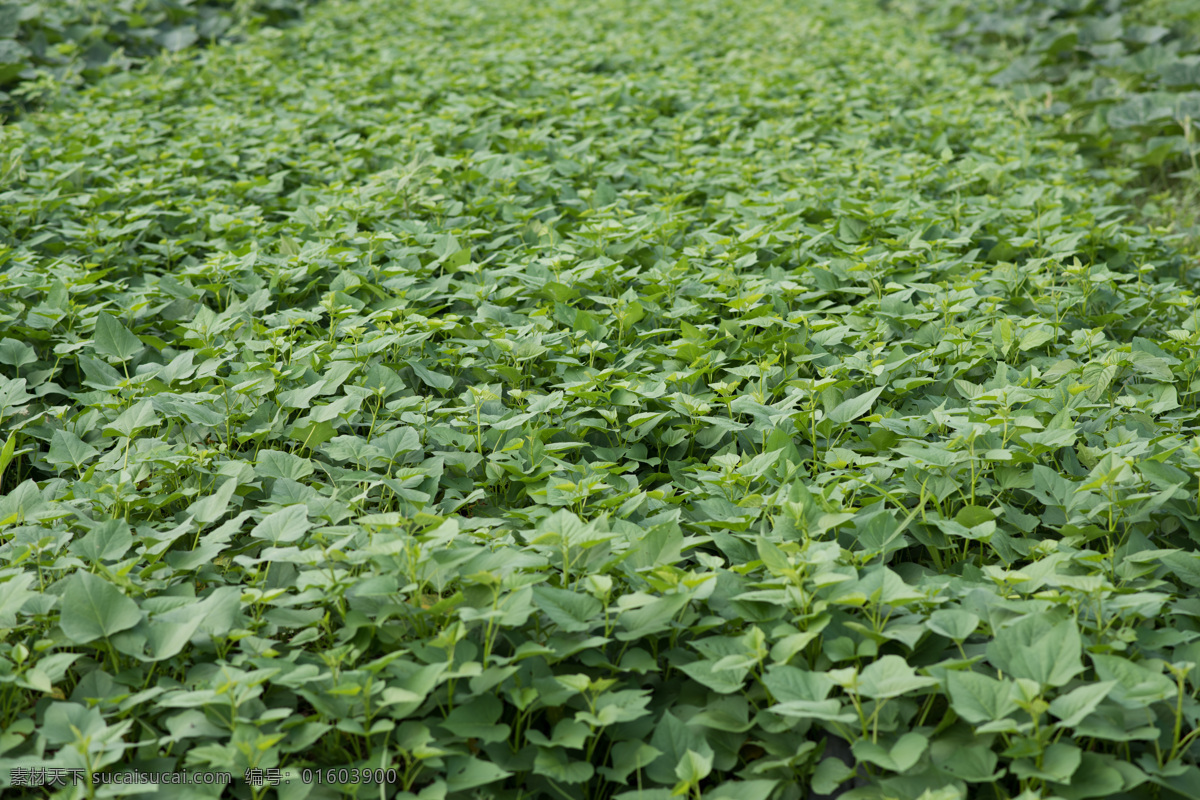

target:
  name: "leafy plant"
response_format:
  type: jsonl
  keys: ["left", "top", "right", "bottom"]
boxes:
{"left": 1, "top": 0, "right": 1200, "bottom": 798}
{"left": 0, "top": 0, "right": 315, "bottom": 115}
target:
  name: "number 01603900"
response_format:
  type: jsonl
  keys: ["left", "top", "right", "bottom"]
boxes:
{"left": 300, "top": 768, "right": 399, "bottom": 785}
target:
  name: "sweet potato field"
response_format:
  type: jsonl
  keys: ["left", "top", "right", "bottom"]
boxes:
{"left": 1, "top": 0, "right": 1200, "bottom": 798}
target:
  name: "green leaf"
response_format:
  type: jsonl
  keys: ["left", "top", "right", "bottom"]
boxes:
{"left": 675, "top": 748, "right": 713, "bottom": 785}
{"left": 112, "top": 605, "right": 205, "bottom": 662}
{"left": 0, "top": 38, "right": 29, "bottom": 67}
{"left": 648, "top": 711, "right": 713, "bottom": 785}
{"left": 0, "top": 429, "right": 15, "bottom": 479}
{"left": 763, "top": 665, "right": 833, "bottom": 702}
{"left": 811, "top": 756, "right": 857, "bottom": 795}
{"left": 854, "top": 655, "right": 937, "bottom": 699}
{"left": 42, "top": 702, "right": 105, "bottom": 745}
{"left": 160, "top": 25, "right": 198, "bottom": 52}
{"left": 616, "top": 591, "right": 690, "bottom": 640}
{"left": 852, "top": 731, "right": 928, "bottom": 772}
{"left": 411, "top": 361, "right": 454, "bottom": 390}
{"left": 527, "top": 717, "right": 589, "bottom": 749}
{"left": 1091, "top": 654, "right": 1176, "bottom": 707}
{"left": 678, "top": 657, "right": 750, "bottom": 694}
{"left": 58, "top": 572, "right": 142, "bottom": 644}
{"left": 769, "top": 699, "right": 856, "bottom": 722}
{"left": 756, "top": 536, "right": 791, "bottom": 574}
{"left": 0, "top": 572, "right": 37, "bottom": 627}
{"left": 614, "top": 791, "right": 672, "bottom": 800}
{"left": 926, "top": 609, "right": 980, "bottom": 641}
{"left": 444, "top": 756, "right": 511, "bottom": 792}
{"left": 1049, "top": 681, "right": 1117, "bottom": 728}
{"left": 278, "top": 381, "right": 325, "bottom": 410}
{"left": 1012, "top": 742, "right": 1082, "bottom": 783}
{"left": 186, "top": 478, "right": 239, "bottom": 526}
{"left": 47, "top": 429, "right": 99, "bottom": 470}
{"left": 288, "top": 419, "right": 337, "bottom": 449}
{"left": 363, "top": 363, "right": 406, "bottom": 398}
{"left": 1052, "top": 752, "right": 1127, "bottom": 798}
{"left": 987, "top": 615, "right": 1083, "bottom": 688}
{"left": 702, "top": 781, "right": 779, "bottom": 800}
{"left": 945, "top": 670, "right": 1019, "bottom": 725}
{"left": 69, "top": 520, "right": 132, "bottom": 562}
{"left": 251, "top": 505, "right": 312, "bottom": 545}
{"left": 532, "top": 585, "right": 602, "bottom": 633}
{"left": 0, "top": 338, "right": 36, "bottom": 369}
{"left": 441, "top": 695, "right": 510, "bottom": 743}
{"left": 255, "top": 449, "right": 315, "bottom": 481}
{"left": 104, "top": 400, "right": 159, "bottom": 438}
{"left": 931, "top": 738, "right": 1003, "bottom": 783}
{"left": 601, "top": 741, "right": 662, "bottom": 784}
{"left": 533, "top": 747, "right": 595, "bottom": 783}
{"left": 828, "top": 386, "right": 885, "bottom": 425}
{"left": 93, "top": 313, "right": 144, "bottom": 362}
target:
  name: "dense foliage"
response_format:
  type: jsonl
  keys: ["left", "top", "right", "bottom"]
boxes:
{"left": 2, "top": 0, "right": 1200, "bottom": 798}
{"left": 0, "top": 0, "right": 313, "bottom": 112}
{"left": 901, "top": 0, "right": 1200, "bottom": 183}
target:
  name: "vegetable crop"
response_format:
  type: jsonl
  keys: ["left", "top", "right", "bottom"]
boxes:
{"left": 1, "top": 0, "right": 1200, "bottom": 798}
{"left": 0, "top": 0, "right": 314, "bottom": 113}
